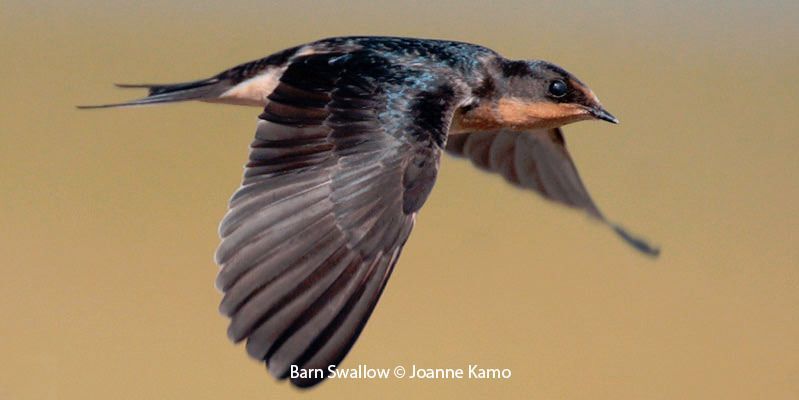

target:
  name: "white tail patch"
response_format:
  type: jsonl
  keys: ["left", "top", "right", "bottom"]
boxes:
{"left": 204, "top": 45, "right": 351, "bottom": 107}
{"left": 210, "top": 45, "right": 323, "bottom": 107}
{"left": 211, "top": 66, "right": 287, "bottom": 107}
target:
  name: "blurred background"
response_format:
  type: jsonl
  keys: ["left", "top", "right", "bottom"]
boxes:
{"left": 1, "top": 1, "right": 797, "bottom": 399}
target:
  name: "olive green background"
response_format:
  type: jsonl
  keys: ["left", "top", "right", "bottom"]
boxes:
{"left": 2, "top": 1, "right": 797, "bottom": 399}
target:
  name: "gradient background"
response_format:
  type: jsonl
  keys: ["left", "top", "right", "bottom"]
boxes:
{"left": 2, "top": 1, "right": 798, "bottom": 399}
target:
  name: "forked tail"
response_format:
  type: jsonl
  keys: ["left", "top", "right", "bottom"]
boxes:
{"left": 76, "top": 47, "right": 302, "bottom": 109}
{"left": 77, "top": 77, "right": 229, "bottom": 109}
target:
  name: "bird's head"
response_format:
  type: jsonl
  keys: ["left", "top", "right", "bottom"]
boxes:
{"left": 453, "top": 59, "right": 617, "bottom": 132}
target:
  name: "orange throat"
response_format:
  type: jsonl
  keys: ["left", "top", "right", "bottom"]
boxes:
{"left": 452, "top": 98, "right": 591, "bottom": 133}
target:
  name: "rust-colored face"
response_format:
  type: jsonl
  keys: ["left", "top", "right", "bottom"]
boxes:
{"left": 452, "top": 99, "right": 592, "bottom": 132}
{"left": 452, "top": 60, "right": 617, "bottom": 133}
{"left": 495, "top": 98, "right": 595, "bottom": 128}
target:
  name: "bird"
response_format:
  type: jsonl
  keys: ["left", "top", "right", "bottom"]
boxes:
{"left": 80, "top": 36, "right": 659, "bottom": 387}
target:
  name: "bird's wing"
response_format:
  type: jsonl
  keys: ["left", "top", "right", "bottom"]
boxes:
{"left": 215, "top": 51, "right": 460, "bottom": 387}
{"left": 446, "top": 129, "right": 659, "bottom": 256}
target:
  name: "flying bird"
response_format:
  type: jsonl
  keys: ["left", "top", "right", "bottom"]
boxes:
{"left": 80, "top": 36, "right": 659, "bottom": 387}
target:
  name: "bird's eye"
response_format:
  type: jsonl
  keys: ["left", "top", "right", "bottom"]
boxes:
{"left": 548, "top": 80, "right": 568, "bottom": 98}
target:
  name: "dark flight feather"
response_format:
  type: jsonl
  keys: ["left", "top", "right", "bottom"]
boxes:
{"left": 446, "top": 129, "right": 659, "bottom": 256}
{"left": 215, "top": 50, "right": 460, "bottom": 387}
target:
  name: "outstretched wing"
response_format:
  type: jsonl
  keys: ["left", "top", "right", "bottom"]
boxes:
{"left": 446, "top": 129, "right": 659, "bottom": 256}
{"left": 215, "top": 52, "right": 459, "bottom": 387}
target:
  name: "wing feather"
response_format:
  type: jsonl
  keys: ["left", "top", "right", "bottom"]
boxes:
{"left": 215, "top": 51, "right": 457, "bottom": 387}
{"left": 446, "top": 129, "right": 659, "bottom": 255}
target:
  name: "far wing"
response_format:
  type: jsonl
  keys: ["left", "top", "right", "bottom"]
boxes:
{"left": 446, "top": 128, "right": 659, "bottom": 256}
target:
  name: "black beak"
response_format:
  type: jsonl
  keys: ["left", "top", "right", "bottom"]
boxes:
{"left": 589, "top": 106, "right": 619, "bottom": 124}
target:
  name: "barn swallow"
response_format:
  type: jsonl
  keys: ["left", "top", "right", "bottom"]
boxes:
{"left": 80, "top": 36, "right": 659, "bottom": 387}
